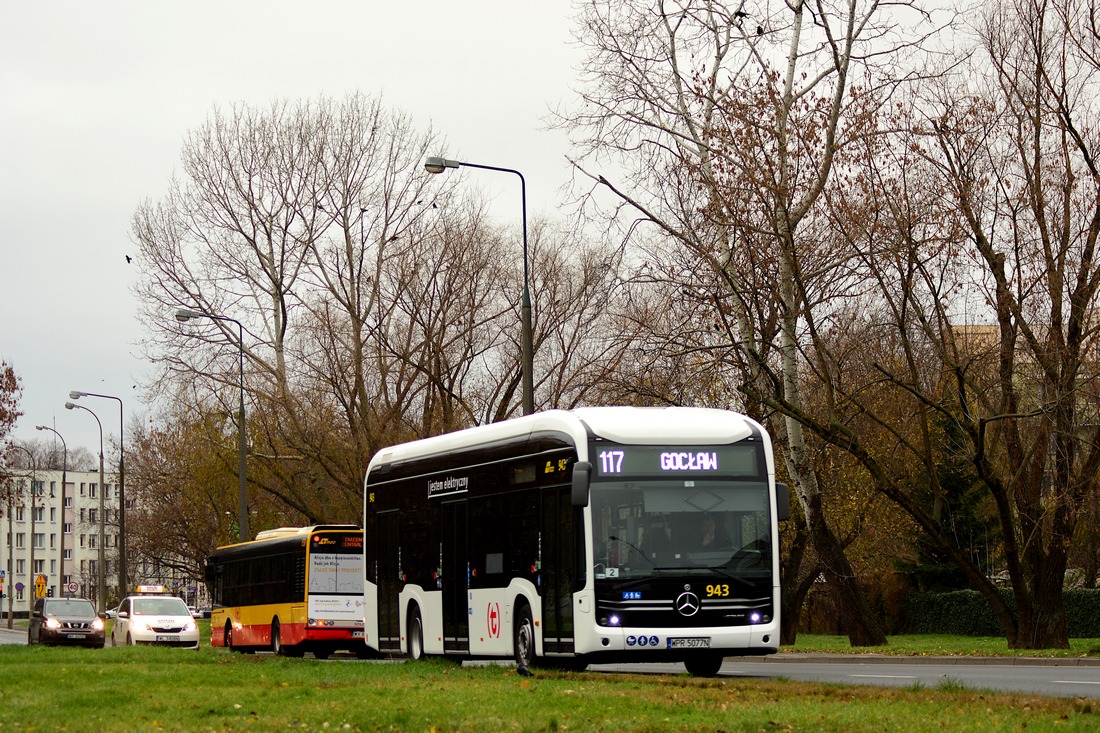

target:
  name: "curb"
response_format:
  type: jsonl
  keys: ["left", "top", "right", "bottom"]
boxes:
{"left": 766, "top": 652, "right": 1100, "bottom": 667}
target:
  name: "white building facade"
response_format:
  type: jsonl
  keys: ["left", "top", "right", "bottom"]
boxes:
{"left": 1, "top": 468, "right": 124, "bottom": 615}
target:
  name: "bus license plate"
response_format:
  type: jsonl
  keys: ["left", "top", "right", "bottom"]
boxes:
{"left": 352, "top": 630, "right": 364, "bottom": 638}
{"left": 156, "top": 635, "right": 180, "bottom": 642}
{"left": 668, "top": 637, "right": 710, "bottom": 649}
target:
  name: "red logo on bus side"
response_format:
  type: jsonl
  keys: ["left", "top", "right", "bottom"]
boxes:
{"left": 487, "top": 602, "right": 500, "bottom": 639}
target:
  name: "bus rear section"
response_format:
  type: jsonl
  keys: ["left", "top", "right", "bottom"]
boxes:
{"left": 362, "top": 406, "right": 788, "bottom": 676}
{"left": 206, "top": 525, "right": 369, "bottom": 658}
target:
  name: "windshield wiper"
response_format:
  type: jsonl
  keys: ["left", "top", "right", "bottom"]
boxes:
{"left": 609, "top": 535, "right": 655, "bottom": 566}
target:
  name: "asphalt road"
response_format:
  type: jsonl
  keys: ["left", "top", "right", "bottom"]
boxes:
{"left": 0, "top": 626, "right": 23, "bottom": 645}
{"left": 591, "top": 654, "right": 1100, "bottom": 698}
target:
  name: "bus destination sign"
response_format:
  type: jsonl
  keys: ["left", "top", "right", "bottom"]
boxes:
{"left": 594, "top": 444, "right": 757, "bottom": 478}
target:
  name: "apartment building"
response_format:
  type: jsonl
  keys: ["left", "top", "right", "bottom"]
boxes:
{"left": 1, "top": 468, "right": 123, "bottom": 615}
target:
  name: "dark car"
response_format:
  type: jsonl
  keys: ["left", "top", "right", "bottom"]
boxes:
{"left": 28, "top": 597, "right": 105, "bottom": 648}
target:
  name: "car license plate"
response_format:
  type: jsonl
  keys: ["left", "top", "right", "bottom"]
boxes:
{"left": 668, "top": 637, "right": 710, "bottom": 649}
{"left": 66, "top": 633, "right": 85, "bottom": 640}
{"left": 156, "top": 635, "right": 181, "bottom": 642}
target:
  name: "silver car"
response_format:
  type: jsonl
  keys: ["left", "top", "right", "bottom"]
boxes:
{"left": 110, "top": 594, "right": 199, "bottom": 649}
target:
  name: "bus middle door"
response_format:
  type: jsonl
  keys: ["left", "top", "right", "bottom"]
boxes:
{"left": 376, "top": 510, "right": 402, "bottom": 653}
{"left": 441, "top": 499, "right": 469, "bottom": 654}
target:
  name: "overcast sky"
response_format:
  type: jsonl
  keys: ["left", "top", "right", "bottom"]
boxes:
{"left": 1, "top": 1, "right": 585, "bottom": 456}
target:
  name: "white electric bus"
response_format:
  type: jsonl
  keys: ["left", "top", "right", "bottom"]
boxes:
{"left": 362, "top": 406, "right": 788, "bottom": 676}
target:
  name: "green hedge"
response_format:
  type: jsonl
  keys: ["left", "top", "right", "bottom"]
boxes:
{"left": 905, "top": 589, "right": 1100, "bottom": 637}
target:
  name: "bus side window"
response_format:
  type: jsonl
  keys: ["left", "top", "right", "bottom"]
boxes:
{"left": 508, "top": 489, "right": 539, "bottom": 578}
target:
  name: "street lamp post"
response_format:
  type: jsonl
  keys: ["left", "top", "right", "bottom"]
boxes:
{"left": 65, "top": 401, "right": 107, "bottom": 613}
{"left": 174, "top": 308, "right": 249, "bottom": 541}
{"left": 424, "top": 156, "right": 535, "bottom": 416}
{"left": 34, "top": 426, "right": 67, "bottom": 597}
{"left": 68, "top": 391, "right": 126, "bottom": 595}
{"left": 7, "top": 445, "right": 36, "bottom": 620}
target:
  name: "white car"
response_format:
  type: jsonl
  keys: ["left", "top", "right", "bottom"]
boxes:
{"left": 111, "top": 594, "right": 200, "bottom": 649}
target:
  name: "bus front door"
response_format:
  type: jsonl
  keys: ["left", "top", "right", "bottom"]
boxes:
{"left": 441, "top": 499, "right": 469, "bottom": 654}
{"left": 541, "top": 485, "right": 577, "bottom": 655}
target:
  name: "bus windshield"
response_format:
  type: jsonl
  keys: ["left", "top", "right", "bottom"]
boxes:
{"left": 591, "top": 480, "right": 772, "bottom": 580}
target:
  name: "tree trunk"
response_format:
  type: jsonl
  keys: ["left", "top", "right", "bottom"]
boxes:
{"left": 805, "top": 492, "right": 887, "bottom": 646}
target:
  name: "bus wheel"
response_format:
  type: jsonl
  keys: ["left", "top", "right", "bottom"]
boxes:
{"left": 406, "top": 606, "right": 425, "bottom": 661}
{"left": 271, "top": 619, "right": 283, "bottom": 655}
{"left": 684, "top": 654, "right": 724, "bottom": 677}
{"left": 513, "top": 603, "right": 535, "bottom": 669}
{"left": 224, "top": 622, "right": 235, "bottom": 651}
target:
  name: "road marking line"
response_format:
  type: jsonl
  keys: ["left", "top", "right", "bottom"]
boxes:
{"left": 1054, "top": 680, "right": 1100, "bottom": 686}
{"left": 849, "top": 675, "right": 917, "bottom": 680}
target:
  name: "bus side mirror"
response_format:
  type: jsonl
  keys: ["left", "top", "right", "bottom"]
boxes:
{"left": 775, "top": 482, "right": 791, "bottom": 522}
{"left": 571, "top": 461, "right": 591, "bottom": 507}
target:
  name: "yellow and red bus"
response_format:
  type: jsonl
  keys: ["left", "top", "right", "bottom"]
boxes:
{"left": 204, "top": 525, "right": 368, "bottom": 658}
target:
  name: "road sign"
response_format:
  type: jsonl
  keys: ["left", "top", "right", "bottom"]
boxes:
{"left": 66, "top": 582, "right": 79, "bottom": 594}
{"left": 14, "top": 582, "right": 23, "bottom": 592}
{"left": 35, "top": 574, "right": 47, "bottom": 599}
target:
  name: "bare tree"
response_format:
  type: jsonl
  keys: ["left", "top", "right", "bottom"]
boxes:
{"left": 132, "top": 93, "right": 627, "bottom": 536}
{"left": 795, "top": 0, "right": 1100, "bottom": 648}
{"left": 562, "top": 0, "right": 944, "bottom": 644}
{"left": 133, "top": 94, "right": 450, "bottom": 522}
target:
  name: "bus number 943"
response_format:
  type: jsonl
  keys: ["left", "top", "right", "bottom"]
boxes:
{"left": 705, "top": 584, "right": 730, "bottom": 598}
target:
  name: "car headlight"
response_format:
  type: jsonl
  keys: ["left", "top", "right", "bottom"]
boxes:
{"left": 45, "top": 618, "right": 62, "bottom": 630}
{"left": 92, "top": 618, "right": 105, "bottom": 631}
{"left": 184, "top": 621, "right": 196, "bottom": 632}
{"left": 134, "top": 621, "right": 151, "bottom": 632}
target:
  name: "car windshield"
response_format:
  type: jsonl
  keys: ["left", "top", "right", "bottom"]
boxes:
{"left": 133, "top": 598, "right": 189, "bottom": 616}
{"left": 46, "top": 600, "right": 95, "bottom": 616}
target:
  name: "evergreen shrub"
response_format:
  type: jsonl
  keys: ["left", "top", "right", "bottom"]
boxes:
{"left": 905, "top": 589, "right": 1100, "bottom": 637}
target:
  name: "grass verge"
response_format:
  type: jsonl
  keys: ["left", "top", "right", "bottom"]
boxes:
{"left": 0, "top": 644, "right": 1096, "bottom": 732}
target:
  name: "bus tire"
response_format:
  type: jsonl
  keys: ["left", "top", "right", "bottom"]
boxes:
{"left": 271, "top": 618, "right": 283, "bottom": 655}
{"left": 684, "top": 654, "right": 724, "bottom": 677}
{"left": 406, "top": 605, "right": 425, "bottom": 661}
{"left": 513, "top": 603, "right": 535, "bottom": 669}
{"left": 225, "top": 622, "right": 235, "bottom": 651}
